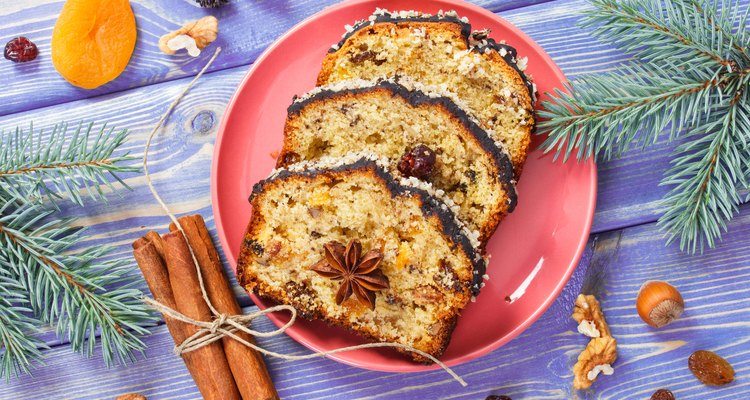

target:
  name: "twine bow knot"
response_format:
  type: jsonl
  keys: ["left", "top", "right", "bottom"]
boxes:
{"left": 142, "top": 47, "right": 467, "bottom": 387}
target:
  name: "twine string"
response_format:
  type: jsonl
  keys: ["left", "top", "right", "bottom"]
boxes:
{"left": 141, "top": 46, "right": 467, "bottom": 387}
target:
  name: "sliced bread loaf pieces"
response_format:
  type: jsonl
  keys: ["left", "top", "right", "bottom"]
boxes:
{"left": 279, "top": 78, "right": 516, "bottom": 243}
{"left": 318, "top": 9, "right": 536, "bottom": 178}
{"left": 237, "top": 154, "right": 486, "bottom": 361}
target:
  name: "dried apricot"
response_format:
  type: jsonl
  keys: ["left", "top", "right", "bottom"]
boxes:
{"left": 688, "top": 350, "right": 734, "bottom": 386}
{"left": 51, "top": 0, "right": 137, "bottom": 89}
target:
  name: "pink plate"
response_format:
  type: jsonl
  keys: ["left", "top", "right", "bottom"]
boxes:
{"left": 212, "top": 0, "right": 596, "bottom": 372}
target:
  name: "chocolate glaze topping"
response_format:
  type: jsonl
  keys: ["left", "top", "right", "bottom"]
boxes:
{"left": 250, "top": 157, "right": 488, "bottom": 295}
{"left": 287, "top": 78, "right": 517, "bottom": 213}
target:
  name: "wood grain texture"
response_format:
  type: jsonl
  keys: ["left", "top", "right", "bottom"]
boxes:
{"left": 0, "top": 0, "right": 551, "bottom": 117}
{"left": 2, "top": 208, "right": 749, "bottom": 399}
{"left": 1, "top": 0, "right": 749, "bottom": 398}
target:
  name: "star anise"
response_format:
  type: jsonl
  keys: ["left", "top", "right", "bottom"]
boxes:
{"left": 309, "top": 239, "right": 389, "bottom": 310}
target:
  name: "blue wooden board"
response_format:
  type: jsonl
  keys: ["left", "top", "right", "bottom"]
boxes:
{"left": 0, "top": 0, "right": 749, "bottom": 399}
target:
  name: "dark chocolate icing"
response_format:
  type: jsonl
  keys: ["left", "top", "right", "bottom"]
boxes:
{"left": 250, "top": 157, "right": 488, "bottom": 295}
{"left": 287, "top": 78, "right": 517, "bottom": 213}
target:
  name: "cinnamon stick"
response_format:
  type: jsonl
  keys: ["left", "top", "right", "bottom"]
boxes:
{"left": 171, "top": 215, "right": 278, "bottom": 400}
{"left": 133, "top": 234, "right": 240, "bottom": 400}
{"left": 162, "top": 231, "right": 242, "bottom": 400}
{"left": 132, "top": 236, "right": 184, "bottom": 342}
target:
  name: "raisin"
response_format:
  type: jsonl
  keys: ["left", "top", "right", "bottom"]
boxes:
{"left": 688, "top": 350, "right": 734, "bottom": 386}
{"left": 310, "top": 231, "right": 322, "bottom": 239}
{"left": 650, "top": 389, "right": 675, "bottom": 400}
{"left": 4, "top": 37, "right": 38, "bottom": 63}
{"left": 486, "top": 396, "right": 511, "bottom": 400}
{"left": 281, "top": 151, "right": 300, "bottom": 166}
{"left": 245, "top": 239, "right": 264, "bottom": 256}
{"left": 398, "top": 144, "right": 436, "bottom": 179}
{"left": 464, "top": 169, "right": 477, "bottom": 183}
{"left": 351, "top": 50, "right": 375, "bottom": 64}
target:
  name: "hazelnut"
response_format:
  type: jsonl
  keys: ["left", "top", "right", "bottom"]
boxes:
{"left": 636, "top": 281, "right": 684, "bottom": 328}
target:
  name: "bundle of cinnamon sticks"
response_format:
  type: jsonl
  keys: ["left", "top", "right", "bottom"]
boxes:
{"left": 132, "top": 214, "right": 278, "bottom": 400}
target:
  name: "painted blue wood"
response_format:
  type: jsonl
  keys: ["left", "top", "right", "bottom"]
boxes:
{"left": 2, "top": 0, "right": 750, "bottom": 398}
{"left": 0, "top": 0, "right": 551, "bottom": 118}
{"left": 2, "top": 206, "right": 750, "bottom": 399}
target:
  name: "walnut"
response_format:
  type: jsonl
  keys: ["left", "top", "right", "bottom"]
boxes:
{"left": 573, "top": 336, "right": 617, "bottom": 390}
{"left": 159, "top": 16, "right": 218, "bottom": 57}
{"left": 572, "top": 294, "right": 610, "bottom": 338}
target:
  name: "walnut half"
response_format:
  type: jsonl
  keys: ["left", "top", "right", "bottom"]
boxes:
{"left": 572, "top": 294, "right": 610, "bottom": 338}
{"left": 573, "top": 336, "right": 617, "bottom": 390}
{"left": 159, "top": 16, "right": 218, "bottom": 57}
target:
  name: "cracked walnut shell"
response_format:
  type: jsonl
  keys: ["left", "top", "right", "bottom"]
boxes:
{"left": 572, "top": 294, "right": 611, "bottom": 338}
{"left": 573, "top": 336, "right": 617, "bottom": 390}
{"left": 159, "top": 16, "right": 218, "bottom": 56}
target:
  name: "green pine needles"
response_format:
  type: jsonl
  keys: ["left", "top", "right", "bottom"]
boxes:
{"left": 0, "top": 122, "right": 156, "bottom": 380}
{"left": 539, "top": 0, "right": 750, "bottom": 253}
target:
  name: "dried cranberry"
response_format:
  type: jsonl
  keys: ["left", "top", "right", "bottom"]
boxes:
{"left": 4, "top": 37, "right": 38, "bottom": 63}
{"left": 397, "top": 144, "right": 436, "bottom": 179}
{"left": 650, "top": 389, "right": 675, "bottom": 400}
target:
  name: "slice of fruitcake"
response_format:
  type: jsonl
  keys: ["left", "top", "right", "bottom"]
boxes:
{"left": 237, "top": 153, "right": 487, "bottom": 361}
{"left": 279, "top": 78, "right": 516, "bottom": 243}
{"left": 318, "top": 8, "right": 536, "bottom": 178}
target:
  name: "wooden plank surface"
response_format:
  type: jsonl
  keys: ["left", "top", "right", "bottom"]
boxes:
{"left": 0, "top": 0, "right": 552, "bottom": 117}
{"left": 1, "top": 0, "right": 749, "bottom": 398}
{"left": 2, "top": 207, "right": 749, "bottom": 399}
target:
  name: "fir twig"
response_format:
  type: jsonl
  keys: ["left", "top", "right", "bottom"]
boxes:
{"left": 0, "top": 122, "right": 155, "bottom": 379}
{"left": 538, "top": 0, "right": 750, "bottom": 253}
{"left": 0, "top": 271, "right": 47, "bottom": 381}
{"left": 0, "top": 122, "right": 138, "bottom": 207}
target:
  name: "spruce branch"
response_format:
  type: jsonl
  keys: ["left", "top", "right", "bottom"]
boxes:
{"left": 581, "top": 0, "right": 748, "bottom": 72}
{"left": 0, "top": 272, "right": 47, "bottom": 381}
{"left": 0, "top": 122, "right": 138, "bottom": 207}
{"left": 0, "top": 121, "right": 155, "bottom": 379}
{"left": 0, "top": 195, "right": 155, "bottom": 368}
{"left": 538, "top": 62, "right": 725, "bottom": 161}
{"left": 539, "top": 0, "right": 750, "bottom": 253}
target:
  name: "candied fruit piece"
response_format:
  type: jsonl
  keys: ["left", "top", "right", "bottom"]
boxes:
{"left": 688, "top": 350, "right": 734, "bottom": 386}
{"left": 51, "top": 0, "right": 137, "bottom": 89}
{"left": 4, "top": 37, "right": 38, "bottom": 63}
{"left": 308, "top": 187, "right": 331, "bottom": 207}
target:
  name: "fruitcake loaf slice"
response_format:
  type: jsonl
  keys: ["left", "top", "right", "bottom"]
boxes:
{"left": 237, "top": 153, "right": 487, "bottom": 361}
{"left": 318, "top": 8, "right": 536, "bottom": 178}
{"left": 279, "top": 78, "right": 516, "bottom": 243}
